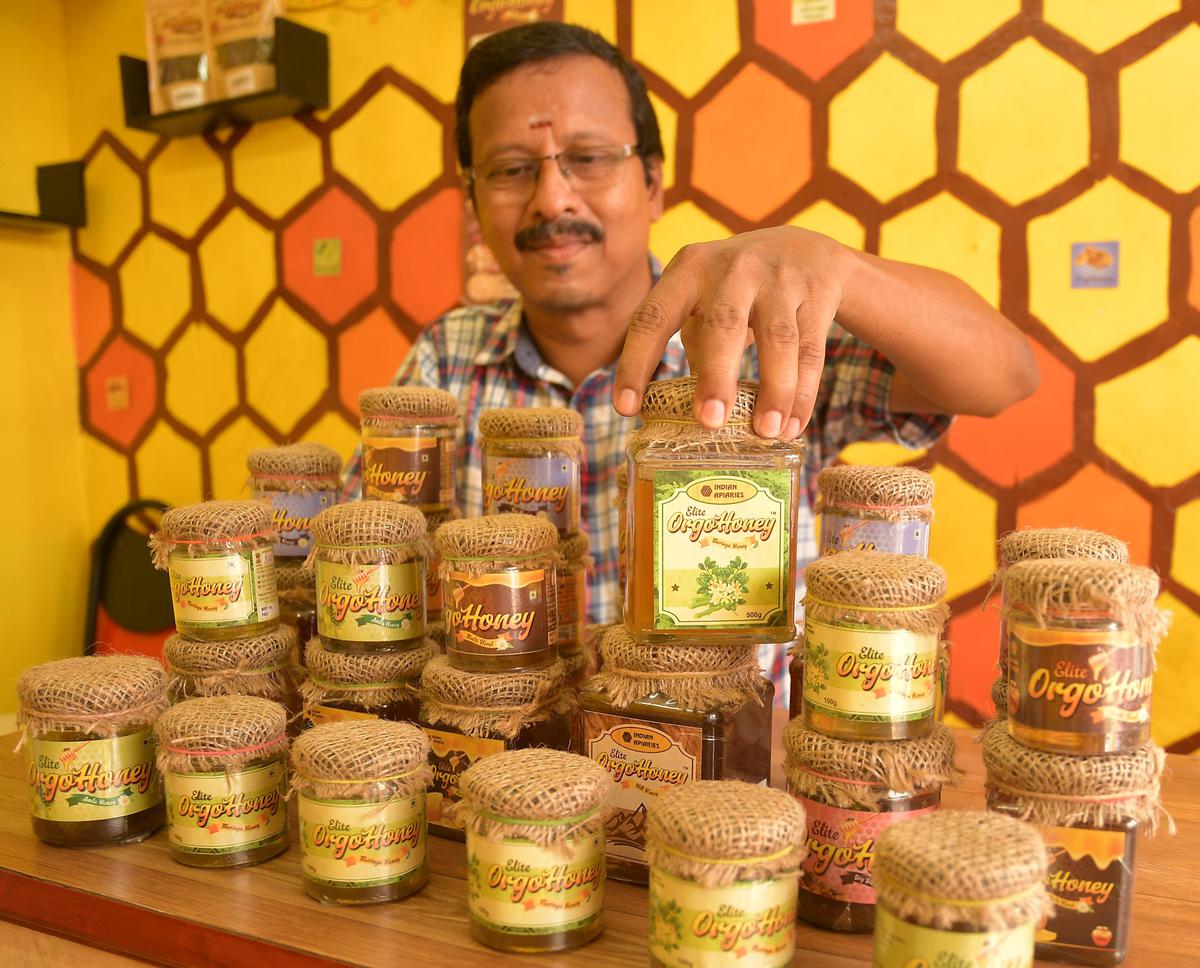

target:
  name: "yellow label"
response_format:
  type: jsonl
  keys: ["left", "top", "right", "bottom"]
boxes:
{"left": 803, "top": 620, "right": 939, "bottom": 723}
{"left": 873, "top": 906, "right": 1035, "bottom": 967}
{"left": 467, "top": 831, "right": 605, "bottom": 934}
{"left": 300, "top": 792, "right": 426, "bottom": 888}
{"left": 424, "top": 727, "right": 505, "bottom": 828}
{"left": 169, "top": 548, "right": 278, "bottom": 628}
{"left": 316, "top": 560, "right": 426, "bottom": 643}
{"left": 649, "top": 868, "right": 797, "bottom": 967}
{"left": 27, "top": 732, "right": 161, "bottom": 822}
{"left": 306, "top": 704, "right": 378, "bottom": 727}
{"left": 165, "top": 762, "right": 288, "bottom": 854}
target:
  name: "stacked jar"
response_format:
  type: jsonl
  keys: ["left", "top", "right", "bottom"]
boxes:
{"left": 990, "top": 558, "right": 1169, "bottom": 966}
{"left": 151, "top": 501, "right": 298, "bottom": 719}
{"left": 791, "top": 550, "right": 954, "bottom": 933}
{"left": 422, "top": 514, "right": 575, "bottom": 840}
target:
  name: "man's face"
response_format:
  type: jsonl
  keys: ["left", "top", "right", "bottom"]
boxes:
{"left": 468, "top": 55, "right": 664, "bottom": 315}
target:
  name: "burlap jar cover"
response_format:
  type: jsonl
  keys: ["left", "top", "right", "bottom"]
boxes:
{"left": 1001, "top": 560, "right": 1167, "bottom": 752}
{"left": 632, "top": 377, "right": 765, "bottom": 450}
{"left": 873, "top": 811, "right": 1051, "bottom": 933}
{"left": 420, "top": 655, "right": 575, "bottom": 740}
{"left": 292, "top": 720, "right": 433, "bottom": 896}
{"left": 307, "top": 502, "right": 430, "bottom": 650}
{"left": 19, "top": 656, "right": 169, "bottom": 836}
{"left": 556, "top": 531, "right": 593, "bottom": 656}
{"left": 359, "top": 386, "right": 458, "bottom": 510}
{"left": 434, "top": 514, "right": 562, "bottom": 669}
{"left": 802, "top": 552, "right": 948, "bottom": 735}
{"left": 982, "top": 721, "right": 1170, "bottom": 833}
{"left": 590, "top": 623, "right": 767, "bottom": 710}
{"left": 150, "top": 500, "right": 279, "bottom": 636}
{"left": 247, "top": 443, "right": 341, "bottom": 559}
{"left": 154, "top": 696, "right": 290, "bottom": 861}
{"left": 479, "top": 406, "right": 584, "bottom": 534}
{"left": 164, "top": 625, "right": 300, "bottom": 704}
{"left": 815, "top": 465, "right": 934, "bottom": 556}
{"left": 990, "top": 676, "right": 1008, "bottom": 721}
{"left": 302, "top": 637, "right": 438, "bottom": 714}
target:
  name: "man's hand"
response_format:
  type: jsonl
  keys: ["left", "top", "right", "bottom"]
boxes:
{"left": 613, "top": 227, "right": 849, "bottom": 440}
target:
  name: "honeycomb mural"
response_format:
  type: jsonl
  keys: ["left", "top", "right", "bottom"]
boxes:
{"left": 68, "top": 1, "right": 1200, "bottom": 751}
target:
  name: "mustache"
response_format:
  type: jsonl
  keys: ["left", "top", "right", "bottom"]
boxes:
{"left": 515, "top": 219, "right": 604, "bottom": 251}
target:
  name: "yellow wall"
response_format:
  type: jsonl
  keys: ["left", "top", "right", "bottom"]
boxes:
{"left": 0, "top": 1, "right": 89, "bottom": 720}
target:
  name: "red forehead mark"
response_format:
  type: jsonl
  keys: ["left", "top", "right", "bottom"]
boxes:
{"left": 529, "top": 115, "right": 553, "bottom": 129}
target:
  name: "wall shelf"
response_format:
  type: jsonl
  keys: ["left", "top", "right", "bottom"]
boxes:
{"left": 0, "top": 161, "right": 86, "bottom": 230}
{"left": 120, "top": 18, "right": 328, "bottom": 138}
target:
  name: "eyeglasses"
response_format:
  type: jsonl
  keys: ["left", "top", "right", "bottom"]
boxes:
{"left": 468, "top": 144, "right": 637, "bottom": 198}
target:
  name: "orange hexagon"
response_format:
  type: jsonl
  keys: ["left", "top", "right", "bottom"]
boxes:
{"left": 70, "top": 261, "right": 112, "bottom": 366}
{"left": 84, "top": 336, "right": 157, "bottom": 449}
{"left": 390, "top": 187, "right": 463, "bottom": 324}
{"left": 752, "top": 0, "right": 874, "bottom": 80}
{"left": 337, "top": 308, "right": 414, "bottom": 416}
{"left": 693, "top": 63, "right": 812, "bottom": 222}
{"left": 947, "top": 605, "right": 1002, "bottom": 726}
{"left": 946, "top": 341, "right": 1074, "bottom": 486}
{"left": 1016, "top": 464, "right": 1152, "bottom": 565}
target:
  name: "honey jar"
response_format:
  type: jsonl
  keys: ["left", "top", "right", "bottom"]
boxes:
{"left": 359, "top": 386, "right": 458, "bottom": 511}
{"left": 301, "top": 636, "right": 437, "bottom": 726}
{"left": 815, "top": 465, "right": 933, "bottom": 556}
{"left": 164, "top": 626, "right": 300, "bottom": 714}
{"left": 276, "top": 558, "right": 317, "bottom": 658}
{"left": 247, "top": 442, "right": 341, "bottom": 558}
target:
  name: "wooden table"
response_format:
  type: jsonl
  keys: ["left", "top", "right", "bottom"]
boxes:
{"left": 0, "top": 722, "right": 1195, "bottom": 967}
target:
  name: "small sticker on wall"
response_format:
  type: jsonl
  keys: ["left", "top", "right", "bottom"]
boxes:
{"left": 792, "top": 0, "right": 836, "bottom": 24}
{"left": 1071, "top": 241, "right": 1119, "bottom": 289}
{"left": 313, "top": 238, "right": 342, "bottom": 278}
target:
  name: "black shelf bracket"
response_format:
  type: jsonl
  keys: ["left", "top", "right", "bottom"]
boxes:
{"left": 0, "top": 161, "right": 86, "bottom": 230}
{"left": 120, "top": 18, "right": 329, "bottom": 138}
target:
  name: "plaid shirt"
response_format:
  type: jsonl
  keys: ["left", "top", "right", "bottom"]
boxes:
{"left": 343, "top": 293, "right": 951, "bottom": 701}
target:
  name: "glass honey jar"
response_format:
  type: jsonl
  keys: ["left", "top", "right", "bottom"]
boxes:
{"left": 247, "top": 442, "right": 341, "bottom": 559}
{"left": 359, "top": 386, "right": 458, "bottom": 511}
{"left": 163, "top": 626, "right": 300, "bottom": 713}
{"left": 815, "top": 465, "right": 933, "bottom": 557}
{"left": 301, "top": 636, "right": 437, "bottom": 727}
{"left": 625, "top": 377, "right": 803, "bottom": 645}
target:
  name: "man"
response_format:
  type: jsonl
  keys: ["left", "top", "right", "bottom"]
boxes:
{"left": 345, "top": 23, "right": 1038, "bottom": 643}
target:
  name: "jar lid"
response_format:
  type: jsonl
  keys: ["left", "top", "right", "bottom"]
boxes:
{"left": 997, "top": 527, "right": 1128, "bottom": 569}
{"left": 783, "top": 717, "right": 956, "bottom": 802}
{"left": 310, "top": 500, "right": 427, "bottom": 548}
{"left": 305, "top": 636, "right": 437, "bottom": 686}
{"left": 165, "top": 626, "right": 296, "bottom": 676}
{"left": 804, "top": 551, "right": 948, "bottom": 634}
{"left": 247, "top": 442, "right": 342, "bottom": 479}
{"left": 558, "top": 531, "right": 590, "bottom": 561}
{"left": 434, "top": 512, "right": 559, "bottom": 560}
{"left": 155, "top": 695, "right": 288, "bottom": 764}
{"left": 18, "top": 656, "right": 168, "bottom": 734}
{"left": 292, "top": 719, "right": 430, "bottom": 787}
{"left": 420, "top": 655, "right": 571, "bottom": 739}
{"left": 155, "top": 500, "right": 273, "bottom": 544}
{"left": 478, "top": 406, "right": 582, "bottom": 440}
{"left": 874, "top": 810, "right": 1049, "bottom": 931}
{"left": 640, "top": 377, "right": 757, "bottom": 425}
{"left": 983, "top": 721, "right": 1167, "bottom": 831}
{"left": 646, "top": 780, "right": 806, "bottom": 887}
{"left": 359, "top": 385, "right": 458, "bottom": 419}
{"left": 816, "top": 465, "right": 934, "bottom": 514}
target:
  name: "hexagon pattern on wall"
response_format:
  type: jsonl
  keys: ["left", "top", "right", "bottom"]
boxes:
{"left": 66, "top": 5, "right": 1200, "bottom": 750}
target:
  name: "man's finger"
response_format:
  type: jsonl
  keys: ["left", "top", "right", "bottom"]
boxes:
{"left": 747, "top": 293, "right": 800, "bottom": 438}
{"left": 785, "top": 294, "right": 835, "bottom": 437}
{"left": 687, "top": 277, "right": 756, "bottom": 429}
{"left": 613, "top": 248, "right": 703, "bottom": 416}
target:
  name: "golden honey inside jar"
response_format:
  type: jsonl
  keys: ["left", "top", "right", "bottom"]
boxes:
{"left": 309, "top": 501, "right": 430, "bottom": 654}
{"left": 19, "top": 656, "right": 168, "bottom": 847}
{"left": 815, "top": 465, "right": 934, "bottom": 557}
{"left": 247, "top": 442, "right": 342, "bottom": 560}
{"left": 151, "top": 500, "right": 280, "bottom": 641}
{"left": 625, "top": 377, "right": 803, "bottom": 645}
{"left": 301, "top": 636, "right": 438, "bottom": 727}
{"left": 435, "top": 514, "right": 561, "bottom": 672}
{"left": 293, "top": 720, "right": 432, "bottom": 905}
{"left": 646, "top": 780, "right": 806, "bottom": 968}
{"left": 479, "top": 406, "right": 584, "bottom": 536}
{"left": 802, "top": 552, "right": 948, "bottom": 741}
{"left": 457, "top": 748, "right": 611, "bottom": 954}
{"left": 155, "top": 696, "right": 290, "bottom": 869}
{"left": 1002, "top": 559, "right": 1165, "bottom": 756}
{"left": 359, "top": 386, "right": 458, "bottom": 512}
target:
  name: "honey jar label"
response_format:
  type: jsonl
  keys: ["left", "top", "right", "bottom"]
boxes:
{"left": 423, "top": 727, "right": 505, "bottom": 829}
{"left": 1036, "top": 825, "right": 1132, "bottom": 955}
{"left": 557, "top": 567, "right": 586, "bottom": 650}
{"left": 874, "top": 905, "right": 1035, "bottom": 967}
{"left": 316, "top": 560, "right": 426, "bottom": 643}
{"left": 653, "top": 470, "right": 791, "bottom": 630}
{"left": 803, "top": 621, "right": 939, "bottom": 723}
{"left": 584, "top": 712, "right": 700, "bottom": 868}
{"left": 649, "top": 868, "right": 797, "bottom": 967}
{"left": 482, "top": 455, "right": 580, "bottom": 532}
{"left": 819, "top": 514, "right": 929, "bottom": 557}
{"left": 169, "top": 548, "right": 279, "bottom": 629}
{"left": 1007, "top": 622, "right": 1152, "bottom": 740}
{"left": 444, "top": 568, "right": 558, "bottom": 660}
{"left": 467, "top": 831, "right": 605, "bottom": 934}
{"left": 27, "top": 731, "right": 162, "bottom": 822}
{"left": 164, "top": 762, "right": 288, "bottom": 854}
{"left": 797, "top": 797, "right": 937, "bottom": 905}
{"left": 306, "top": 705, "right": 379, "bottom": 727}
{"left": 254, "top": 489, "right": 337, "bottom": 557}
{"left": 362, "top": 433, "right": 453, "bottom": 510}
{"left": 300, "top": 792, "right": 426, "bottom": 888}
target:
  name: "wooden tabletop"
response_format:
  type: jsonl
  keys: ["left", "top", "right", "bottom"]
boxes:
{"left": 0, "top": 720, "right": 1195, "bottom": 968}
